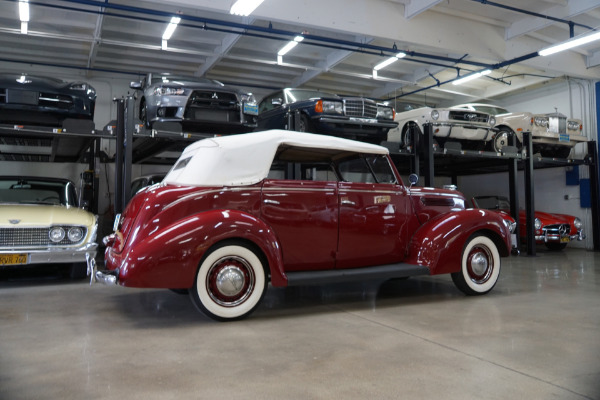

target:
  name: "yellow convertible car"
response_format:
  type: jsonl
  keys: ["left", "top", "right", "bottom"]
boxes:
{"left": 0, "top": 176, "right": 97, "bottom": 278}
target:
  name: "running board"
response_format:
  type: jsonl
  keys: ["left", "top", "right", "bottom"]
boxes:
{"left": 286, "top": 263, "right": 430, "bottom": 286}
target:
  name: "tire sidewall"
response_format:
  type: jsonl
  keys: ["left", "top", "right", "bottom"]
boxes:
{"left": 191, "top": 244, "right": 266, "bottom": 321}
{"left": 460, "top": 235, "right": 501, "bottom": 294}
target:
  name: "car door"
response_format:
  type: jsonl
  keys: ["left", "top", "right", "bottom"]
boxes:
{"left": 335, "top": 155, "right": 412, "bottom": 269}
{"left": 260, "top": 162, "right": 339, "bottom": 271}
{"left": 257, "top": 91, "right": 286, "bottom": 130}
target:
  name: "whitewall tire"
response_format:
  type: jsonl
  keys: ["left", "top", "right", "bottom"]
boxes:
{"left": 190, "top": 243, "right": 267, "bottom": 321}
{"left": 452, "top": 235, "right": 501, "bottom": 295}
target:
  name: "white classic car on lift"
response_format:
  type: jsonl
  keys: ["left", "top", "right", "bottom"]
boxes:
{"left": 387, "top": 105, "right": 497, "bottom": 151}
{"left": 453, "top": 103, "right": 587, "bottom": 158}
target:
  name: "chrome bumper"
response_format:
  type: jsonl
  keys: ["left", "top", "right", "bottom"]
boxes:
{"left": 93, "top": 268, "right": 119, "bottom": 286}
{"left": 535, "top": 230, "right": 586, "bottom": 243}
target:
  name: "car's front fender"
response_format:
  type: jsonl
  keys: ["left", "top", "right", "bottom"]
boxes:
{"left": 115, "top": 209, "right": 284, "bottom": 289}
{"left": 405, "top": 209, "right": 511, "bottom": 275}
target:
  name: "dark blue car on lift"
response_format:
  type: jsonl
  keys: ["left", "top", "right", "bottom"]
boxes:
{"left": 257, "top": 88, "right": 397, "bottom": 144}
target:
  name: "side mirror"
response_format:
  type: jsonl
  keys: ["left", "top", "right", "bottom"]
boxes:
{"left": 130, "top": 81, "right": 142, "bottom": 90}
{"left": 408, "top": 173, "right": 419, "bottom": 187}
{"left": 271, "top": 98, "right": 283, "bottom": 106}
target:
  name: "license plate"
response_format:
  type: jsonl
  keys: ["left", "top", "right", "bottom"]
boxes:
{"left": 6, "top": 89, "right": 39, "bottom": 105}
{"left": 0, "top": 253, "right": 28, "bottom": 266}
{"left": 559, "top": 133, "right": 570, "bottom": 142}
{"left": 243, "top": 103, "right": 258, "bottom": 115}
{"left": 560, "top": 236, "right": 570, "bottom": 243}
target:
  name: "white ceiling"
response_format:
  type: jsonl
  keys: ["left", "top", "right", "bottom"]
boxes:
{"left": 0, "top": 0, "right": 599, "bottom": 106}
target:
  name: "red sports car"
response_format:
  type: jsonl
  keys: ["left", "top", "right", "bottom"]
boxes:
{"left": 97, "top": 130, "right": 512, "bottom": 321}
{"left": 471, "top": 195, "right": 585, "bottom": 251}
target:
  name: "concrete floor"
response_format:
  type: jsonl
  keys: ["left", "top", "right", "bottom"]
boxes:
{"left": 1, "top": 248, "right": 599, "bottom": 400}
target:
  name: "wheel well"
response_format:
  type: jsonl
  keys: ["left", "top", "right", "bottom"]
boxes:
{"left": 479, "top": 229, "right": 510, "bottom": 257}
{"left": 204, "top": 238, "right": 271, "bottom": 279}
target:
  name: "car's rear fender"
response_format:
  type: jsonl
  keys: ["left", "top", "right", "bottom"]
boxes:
{"left": 405, "top": 209, "right": 511, "bottom": 275}
{"left": 116, "top": 209, "right": 284, "bottom": 289}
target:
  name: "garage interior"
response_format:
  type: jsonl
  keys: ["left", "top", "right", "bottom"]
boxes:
{"left": 1, "top": 0, "right": 599, "bottom": 399}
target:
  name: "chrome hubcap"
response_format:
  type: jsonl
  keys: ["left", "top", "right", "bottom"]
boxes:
{"left": 215, "top": 266, "right": 245, "bottom": 297}
{"left": 206, "top": 256, "right": 254, "bottom": 307}
{"left": 467, "top": 245, "right": 493, "bottom": 284}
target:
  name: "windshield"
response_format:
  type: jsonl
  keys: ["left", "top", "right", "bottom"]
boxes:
{"left": 470, "top": 105, "right": 510, "bottom": 115}
{"left": 150, "top": 75, "right": 221, "bottom": 86}
{"left": 474, "top": 196, "right": 510, "bottom": 210}
{"left": 0, "top": 178, "right": 76, "bottom": 206}
{"left": 285, "top": 89, "right": 338, "bottom": 102}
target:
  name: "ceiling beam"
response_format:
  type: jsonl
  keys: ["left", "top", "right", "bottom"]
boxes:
{"left": 506, "top": 0, "right": 600, "bottom": 40}
{"left": 404, "top": 0, "right": 443, "bottom": 20}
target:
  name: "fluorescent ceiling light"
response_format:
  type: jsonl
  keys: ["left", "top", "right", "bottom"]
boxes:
{"left": 278, "top": 36, "right": 304, "bottom": 57}
{"left": 162, "top": 16, "right": 181, "bottom": 40}
{"left": 452, "top": 69, "right": 491, "bottom": 85}
{"left": 230, "top": 0, "right": 264, "bottom": 16}
{"left": 373, "top": 52, "right": 406, "bottom": 71}
{"left": 19, "top": 0, "right": 29, "bottom": 22}
{"left": 538, "top": 30, "right": 600, "bottom": 56}
{"left": 19, "top": 0, "right": 29, "bottom": 34}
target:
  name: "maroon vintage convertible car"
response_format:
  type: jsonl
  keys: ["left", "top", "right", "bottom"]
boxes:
{"left": 98, "top": 130, "right": 512, "bottom": 321}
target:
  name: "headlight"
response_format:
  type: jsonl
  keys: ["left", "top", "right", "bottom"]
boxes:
{"left": 431, "top": 110, "right": 439, "bottom": 120}
{"left": 567, "top": 120, "right": 581, "bottom": 131}
{"left": 574, "top": 217, "right": 583, "bottom": 229}
{"left": 69, "top": 82, "right": 87, "bottom": 91}
{"left": 49, "top": 227, "right": 65, "bottom": 243}
{"left": 154, "top": 86, "right": 185, "bottom": 96}
{"left": 489, "top": 116, "right": 496, "bottom": 126}
{"left": 376, "top": 106, "right": 394, "bottom": 120}
{"left": 241, "top": 93, "right": 256, "bottom": 104}
{"left": 534, "top": 218, "right": 542, "bottom": 230}
{"left": 534, "top": 117, "right": 549, "bottom": 127}
{"left": 68, "top": 227, "right": 84, "bottom": 242}
{"left": 319, "top": 100, "right": 343, "bottom": 114}
{"left": 502, "top": 218, "right": 517, "bottom": 233}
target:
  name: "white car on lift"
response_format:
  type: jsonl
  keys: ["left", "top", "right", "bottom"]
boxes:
{"left": 453, "top": 103, "right": 587, "bottom": 158}
{"left": 387, "top": 105, "right": 497, "bottom": 151}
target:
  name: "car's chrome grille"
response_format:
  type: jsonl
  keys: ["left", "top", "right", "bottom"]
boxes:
{"left": 0, "top": 227, "right": 87, "bottom": 248}
{"left": 38, "top": 92, "right": 74, "bottom": 110}
{"left": 548, "top": 116, "right": 567, "bottom": 134}
{"left": 188, "top": 91, "right": 238, "bottom": 109}
{"left": 542, "top": 224, "right": 570, "bottom": 235}
{"left": 448, "top": 110, "right": 489, "bottom": 123}
{"left": 344, "top": 98, "right": 377, "bottom": 118}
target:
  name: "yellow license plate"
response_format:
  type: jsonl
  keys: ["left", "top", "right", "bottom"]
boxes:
{"left": 0, "top": 254, "right": 28, "bottom": 266}
{"left": 560, "top": 237, "right": 570, "bottom": 243}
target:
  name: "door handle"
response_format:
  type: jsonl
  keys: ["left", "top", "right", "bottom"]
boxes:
{"left": 263, "top": 199, "right": 280, "bottom": 205}
{"left": 341, "top": 199, "right": 356, "bottom": 206}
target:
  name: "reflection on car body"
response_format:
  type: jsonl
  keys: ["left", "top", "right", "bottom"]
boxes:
{"left": 98, "top": 130, "right": 511, "bottom": 321}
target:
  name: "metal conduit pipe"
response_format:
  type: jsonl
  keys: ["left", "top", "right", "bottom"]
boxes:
{"left": 470, "top": 0, "right": 596, "bottom": 36}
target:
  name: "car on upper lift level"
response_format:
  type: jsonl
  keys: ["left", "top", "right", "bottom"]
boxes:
{"left": 129, "top": 73, "right": 258, "bottom": 133}
{"left": 97, "top": 130, "right": 512, "bottom": 321}
{"left": 388, "top": 105, "right": 497, "bottom": 150}
{"left": 257, "top": 88, "right": 397, "bottom": 144}
{"left": 0, "top": 73, "right": 96, "bottom": 127}
{"left": 453, "top": 103, "right": 587, "bottom": 158}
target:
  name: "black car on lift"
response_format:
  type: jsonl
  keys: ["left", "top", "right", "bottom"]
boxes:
{"left": 257, "top": 88, "right": 397, "bottom": 144}
{"left": 0, "top": 73, "right": 96, "bottom": 127}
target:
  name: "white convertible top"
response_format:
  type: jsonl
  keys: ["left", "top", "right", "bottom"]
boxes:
{"left": 163, "top": 129, "right": 389, "bottom": 187}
